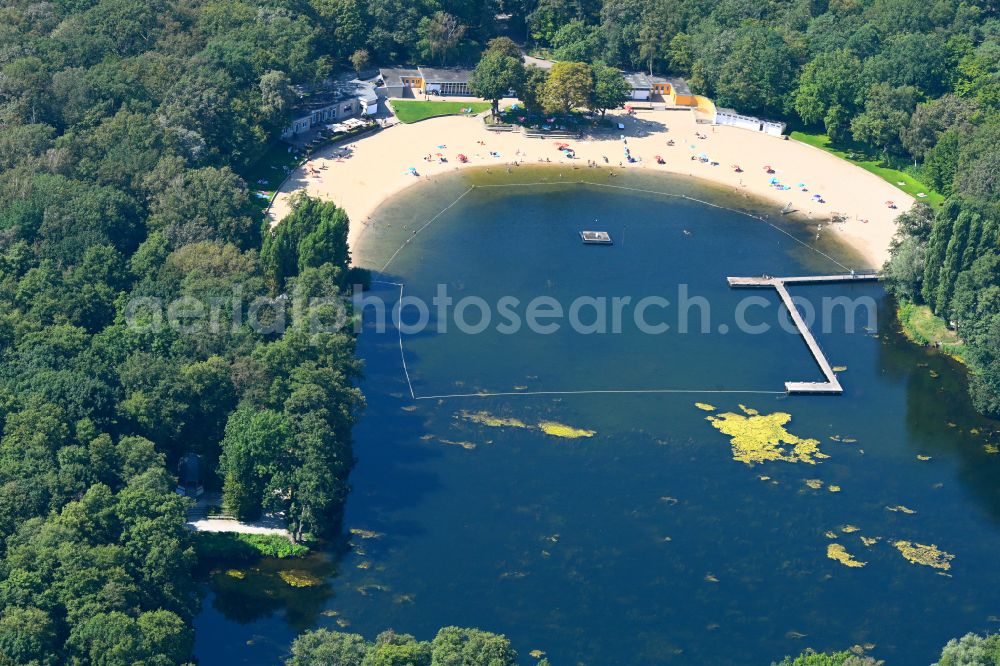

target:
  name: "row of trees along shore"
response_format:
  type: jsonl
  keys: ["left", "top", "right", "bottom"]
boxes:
{"left": 1, "top": 0, "right": 999, "bottom": 662}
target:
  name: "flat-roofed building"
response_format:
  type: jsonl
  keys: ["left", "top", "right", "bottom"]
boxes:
{"left": 624, "top": 72, "right": 653, "bottom": 101}
{"left": 379, "top": 67, "right": 424, "bottom": 98}
{"left": 280, "top": 76, "right": 379, "bottom": 139}
{"left": 418, "top": 67, "right": 473, "bottom": 96}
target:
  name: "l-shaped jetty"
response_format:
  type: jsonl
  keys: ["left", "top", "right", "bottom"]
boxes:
{"left": 728, "top": 273, "right": 880, "bottom": 394}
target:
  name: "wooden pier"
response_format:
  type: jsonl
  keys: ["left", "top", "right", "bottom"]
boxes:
{"left": 727, "top": 273, "right": 880, "bottom": 395}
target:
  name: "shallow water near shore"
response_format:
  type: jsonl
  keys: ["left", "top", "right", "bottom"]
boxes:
{"left": 195, "top": 167, "right": 1000, "bottom": 665}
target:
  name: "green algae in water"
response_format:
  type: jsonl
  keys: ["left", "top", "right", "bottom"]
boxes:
{"left": 460, "top": 410, "right": 529, "bottom": 428}
{"left": 279, "top": 570, "right": 322, "bottom": 588}
{"left": 893, "top": 541, "right": 954, "bottom": 570}
{"left": 827, "top": 543, "right": 866, "bottom": 568}
{"left": 459, "top": 410, "right": 595, "bottom": 439}
{"left": 705, "top": 405, "right": 827, "bottom": 465}
{"left": 538, "top": 421, "right": 596, "bottom": 439}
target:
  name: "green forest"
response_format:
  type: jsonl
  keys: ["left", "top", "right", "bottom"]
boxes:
{"left": 1, "top": 0, "right": 999, "bottom": 662}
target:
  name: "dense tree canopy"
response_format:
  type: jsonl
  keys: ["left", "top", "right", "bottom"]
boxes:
{"left": 3, "top": 0, "right": 1000, "bottom": 661}
{"left": 0, "top": 0, "right": 371, "bottom": 661}
{"left": 286, "top": 626, "right": 518, "bottom": 666}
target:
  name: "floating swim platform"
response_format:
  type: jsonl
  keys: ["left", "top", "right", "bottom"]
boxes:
{"left": 580, "top": 231, "right": 612, "bottom": 244}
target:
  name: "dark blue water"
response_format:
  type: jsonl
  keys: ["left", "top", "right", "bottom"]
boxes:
{"left": 195, "top": 168, "right": 1000, "bottom": 665}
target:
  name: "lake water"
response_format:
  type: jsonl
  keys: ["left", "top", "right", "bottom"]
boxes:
{"left": 195, "top": 167, "right": 1000, "bottom": 665}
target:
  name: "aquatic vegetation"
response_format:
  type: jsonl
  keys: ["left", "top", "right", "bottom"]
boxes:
{"left": 893, "top": 541, "right": 954, "bottom": 570}
{"left": 841, "top": 525, "right": 859, "bottom": 533}
{"left": 758, "top": 475, "right": 771, "bottom": 481}
{"left": 704, "top": 573, "right": 719, "bottom": 582}
{"left": 529, "top": 650, "right": 546, "bottom": 658}
{"left": 985, "top": 444, "right": 999, "bottom": 455}
{"left": 860, "top": 536, "right": 880, "bottom": 547}
{"left": 824, "top": 531, "right": 837, "bottom": 539}
{"left": 356, "top": 583, "right": 389, "bottom": 595}
{"left": 695, "top": 402, "right": 716, "bottom": 411}
{"left": 538, "top": 421, "right": 596, "bottom": 438}
{"left": 460, "top": 410, "right": 529, "bottom": 429}
{"left": 278, "top": 570, "right": 322, "bottom": 587}
{"left": 356, "top": 561, "right": 371, "bottom": 569}
{"left": 705, "top": 406, "right": 826, "bottom": 465}
{"left": 225, "top": 569, "right": 245, "bottom": 579}
{"left": 828, "top": 485, "right": 841, "bottom": 492}
{"left": 917, "top": 455, "right": 932, "bottom": 461}
{"left": 336, "top": 618, "right": 350, "bottom": 628}
{"left": 886, "top": 505, "right": 917, "bottom": 514}
{"left": 458, "top": 410, "right": 595, "bottom": 439}
{"left": 350, "top": 528, "right": 384, "bottom": 539}
{"left": 393, "top": 593, "right": 415, "bottom": 604}
{"left": 439, "top": 438, "right": 477, "bottom": 449}
{"left": 827, "top": 543, "right": 866, "bottom": 568}
{"left": 804, "top": 479, "right": 824, "bottom": 489}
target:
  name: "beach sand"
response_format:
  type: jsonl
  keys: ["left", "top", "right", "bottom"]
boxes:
{"left": 268, "top": 108, "right": 912, "bottom": 269}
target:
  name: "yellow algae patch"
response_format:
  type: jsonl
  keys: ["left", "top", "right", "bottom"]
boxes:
{"left": 860, "top": 536, "right": 880, "bottom": 547}
{"left": 985, "top": 444, "right": 999, "bottom": 455}
{"left": 832, "top": 366, "right": 848, "bottom": 372}
{"left": 893, "top": 541, "right": 954, "bottom": 570}
{"left": 529, "top": 650, "right": 546, "bottom": 659}
{"left": 279, "top": 570, "right": 321, "bottom": 587}
{"left": 336, "top": 618, "right": 351, "bottom": 628}
{"left": 758, "top": 475, "right": 771, "bottom": 481}
{"left": 827, "top": 543, "right": 866, "bottom": 568}
{"left": 225, "top": 569, "right": 246, "bottom": 579}
{"left": 706, "top": 406, "right": 826, "bottom": 466}
{"left": 460, "top": 410, "right": 529, "bottom": 429}
{"left": 824, "top": 531, "right": 837, "bottom": 539}
{"left": 538, "top": 421, "right": 596, "bottom": 438}
{"left": 828, "top": 485, "right": 841, "bottom": 492}
{"left": 695, "top": 402, "right": 716, "bottom": 411}
{"left": 350, "top": 528, "right": 384, "bottom": 539}
{"left": 804, "top": 479, "right": 824, "bottom": 489}
{"left": 886, "top": 505, "right": 917, "bottom": 514}
{"left": 917, "top": 455, "right": 932, "bottom": 461}
{"left": 356, "top": 561, "right": 371, "bottom": 570}
{"left": 840, "top": 525, "right": 860, "bottom": 533}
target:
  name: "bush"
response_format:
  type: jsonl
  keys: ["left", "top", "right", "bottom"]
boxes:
{"left": 194, "top": 532, "right": 309, "bottom": 561}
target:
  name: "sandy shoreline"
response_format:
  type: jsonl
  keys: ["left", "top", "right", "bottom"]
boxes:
{"left": 268, "top": 109, "right": 912, "bottom": 269}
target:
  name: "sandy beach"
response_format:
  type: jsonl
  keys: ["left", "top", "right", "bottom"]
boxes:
{"left": 268, "top": 108, "right": 912, "bottom": 269}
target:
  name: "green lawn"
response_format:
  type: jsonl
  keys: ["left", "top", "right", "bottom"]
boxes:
{"left": 790, "top": 131, "right": 944, "bottom": 206}
{"left": 240, "top": 142, "right": 305, "bottom": 214}
{"left": 897, "top": 300, "right": 965, "bottom": 363}
{"left": 390, "top": 100, "right": 491, "bottom": 123}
